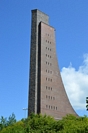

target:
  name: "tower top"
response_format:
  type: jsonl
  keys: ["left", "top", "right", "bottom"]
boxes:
{"left": 31, "top": 9, "right": 49, "bottom": 17}
{"left": 31, "top": 9, "right": 49, "bottom": 25}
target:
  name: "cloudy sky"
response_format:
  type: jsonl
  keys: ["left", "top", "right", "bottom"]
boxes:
{"left": 0, "top": 0, "right": 88, "bottom": 120}
{"left": 61, "top": 54, "right": 88, "bottom": 113}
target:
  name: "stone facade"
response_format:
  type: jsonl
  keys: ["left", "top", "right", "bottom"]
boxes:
{"left": 28, "top": 9, "right": 49, "bottom": 115}
{"left": 28, "top": 9, "right": 77, "bottom": 119}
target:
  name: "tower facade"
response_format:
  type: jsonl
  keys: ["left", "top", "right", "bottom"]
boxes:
{"left": 28, "top": 9, "right": 77, "bottom": 119}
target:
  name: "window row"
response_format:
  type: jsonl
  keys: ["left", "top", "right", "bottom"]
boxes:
{"left": 46, "top": 86, "right": 52, "bottom": 90}
{"left": 46, "top": 105, "right": 57, "bottom": 110}
{"left": 46, "top": 40, "right": 51, "bottom": 44}
{"left": 46, "top": 69, "right": 52, "bottom": 74}
{"left": 46, "top": 61, "right": 52, "bottom": 66}
{"left": 46, "top": 78, "right": 52, "bottom": 82}
{"left": 46, "top": 33, "right": 52, "bottom": 38}
{"left": 46, "top": 54, "right": 51, "bottom": 58}
{"left": 46, "top": 33, "right": 50, "bottom": 36}
{"left": 46, "top": 95, "right": 55, "bottom": 100}
{"left": 46, "top": 47, "right": 51, "bottom": 51}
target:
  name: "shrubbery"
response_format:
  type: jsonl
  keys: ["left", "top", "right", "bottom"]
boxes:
{"left": 0, "top": 113, "right": 88, "bottom": 133}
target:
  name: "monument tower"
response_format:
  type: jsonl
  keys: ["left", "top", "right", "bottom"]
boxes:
{"left": 28, "top": 9, "right": 77, "bottom": 119}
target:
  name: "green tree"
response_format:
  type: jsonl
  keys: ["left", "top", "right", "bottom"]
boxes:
{"left": 7, "top": 113, "right": 16, "bottom": 126}
{"left": 1, "top": 113, "right": 88, "bottom": 133}
{"left": 0, "top": 113, "right": 16, "bottom": 131}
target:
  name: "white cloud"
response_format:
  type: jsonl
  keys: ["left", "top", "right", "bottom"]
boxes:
{"left": 61, "top": 54, "right": 88, "bottom": 110}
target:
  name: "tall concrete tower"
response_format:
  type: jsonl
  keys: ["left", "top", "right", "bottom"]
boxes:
{"left": 28, "top": 9, "right": 77, "bottom": 119}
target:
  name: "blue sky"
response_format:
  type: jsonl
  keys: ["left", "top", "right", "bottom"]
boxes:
{"left": 0, "top": 0, "right": 88, "bottom": 120}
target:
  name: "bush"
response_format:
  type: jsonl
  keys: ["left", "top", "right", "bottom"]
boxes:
{"left": 0, "top": 113, "right": 88, "bottom": 133}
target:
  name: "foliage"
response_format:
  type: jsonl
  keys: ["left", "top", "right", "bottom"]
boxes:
{"left": 0, "top": 113, "right": 88, "bottom": 133}
{"left": 0, "top": 113, "right": 16, "bottom": 131}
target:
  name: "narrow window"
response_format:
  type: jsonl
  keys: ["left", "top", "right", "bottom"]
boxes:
{"left": 53, "top": 97, "right": 55, "bottom": 100}
{"left": 46, "top": 105, "right": 48, "bottom": 108}
{"left": 48, "top": 87, "right": 50, "bottom": 90}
